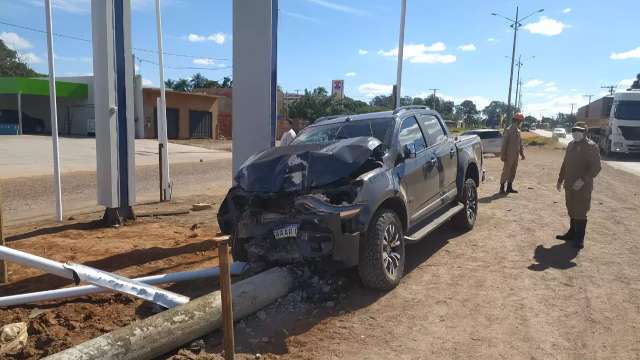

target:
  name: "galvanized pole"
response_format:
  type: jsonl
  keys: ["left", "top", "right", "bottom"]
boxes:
{"left": 506, "top": 6, "right": 519, "bottom": 121}
{"left": 155, "top": 0, "right": 171, "bottom": 201}
{"left": 395, "top": 0, "right": 407, "bottom": 109}
{"left": 17, "top": 92, "right": 22, "bottom": 135}
{"left": 514, "top": 55, "right": 522, "bottom": 112}
{"left": 45, "top": 0, "right": 63, "bottom": 222}
{"left": 0, "top": 182, "right": 6, "bottom": 284}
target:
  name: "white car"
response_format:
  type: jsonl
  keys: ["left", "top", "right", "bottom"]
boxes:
{"left": 552, "top": 128, "right": 567, "bottom": 138}
{"left": 462, "top": 129, "right": 503, "bottom": 155}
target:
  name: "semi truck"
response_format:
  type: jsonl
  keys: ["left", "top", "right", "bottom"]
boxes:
{"left": 577, "top": 90, "right": 640, "bottom": 155}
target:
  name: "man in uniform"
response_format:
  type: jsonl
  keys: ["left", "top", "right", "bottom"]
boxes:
{"left": 556, "top": 122, "right": 602, "bottom": 249}
{"left": 499, "top": 113, "right": 526, "bottom": 194}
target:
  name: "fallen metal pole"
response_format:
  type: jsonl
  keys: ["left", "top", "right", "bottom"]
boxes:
{"left": 45, "top": 267, "right": 294, "bottom": 360}
{"left": 0, "top": 263, "right": 248, "bottom": 307}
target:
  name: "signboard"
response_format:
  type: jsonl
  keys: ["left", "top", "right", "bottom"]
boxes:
{"left": 332, "top": 80, "right": 344, "bottom": 100}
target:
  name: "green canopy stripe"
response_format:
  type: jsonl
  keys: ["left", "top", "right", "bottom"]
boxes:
{"left": 0, "top": 77, "right": 88, "bottom": 98}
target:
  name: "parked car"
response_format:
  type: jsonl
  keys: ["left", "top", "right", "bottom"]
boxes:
{"left": 0, "top": 110, "right": 46, "bottom": 134}
{"left": 552, "top": 128, "right": 567, "bottom": 138}
{"left": 462, "top": 129, "right": 503, "bottom": 156}
{"left": 218, "top": 106, "right": 484, "bottom": 290}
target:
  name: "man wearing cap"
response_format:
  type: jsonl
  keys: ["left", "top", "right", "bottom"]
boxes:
{"left": 499, "top": 113, "right": 526, "bottom": 194}
{"left": 556, "top": 123, "right": 601, "bottom": 249}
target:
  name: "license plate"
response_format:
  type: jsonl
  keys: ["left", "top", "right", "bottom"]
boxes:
{"left": 273, "top": 224, "right": 299, "bottom": 239}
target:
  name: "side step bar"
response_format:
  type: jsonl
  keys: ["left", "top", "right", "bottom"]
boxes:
{"left": 404, "top": 203, "right": 464, "bottom": 243}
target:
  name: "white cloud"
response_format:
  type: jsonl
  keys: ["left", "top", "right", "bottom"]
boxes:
{"left": 487, "top": 38, "right": 497, "bottom": 43}
{"left": 358, "top": 49, "right": 368, "bottom": 55}
{"left": 193, "top": 58, "right": 216, "bottom": 66}
{"left": 544, "top": 86, "right": 558, "bottom": 93}
{"left": 27, "top": 0, "right": 89, "bottom": 13}
{"left": 358, "top": 83, "right": 392, "bottom": 98}
{"left": 187, "top": 33, "right": 226, "bottom": 45}
{"left": 19, "top": 52, "right": 42, "bottom": 64}
{"left": 458, "top": 44, "right": 476, "bottom": 52}
{"left": 281, "top": 10, "right": 321, "bottom": 24}
{"left": 523, "top": 16, "right": 568, "bottom": 36}
{"left": 378, "top": 43, "right": 455, "bottom": 64}
{"left": 0, "top": 32, "right": 32, "bottom": 50}
{"left": 142, "top": 78, "right": 153, "bottom": 86}
{"left": 524, "top": 94, "right": 588, "bottom": 117}
{"left": 610, "top": 47, "right": 640, "bottom": 60}
{"left": 524, "top": 79, "right": 544, "bottom": 88}
{"left": 345, "top": 72, "right": 357, "bottom": 77}
{"left": 306, "top": 0, "right": 367, "bottom": 15}
{"left": 562, "top": 8, "right": 571, "bottom": 14}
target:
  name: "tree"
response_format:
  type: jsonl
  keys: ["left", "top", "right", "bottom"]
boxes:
{"left": 459, "top": 100, "right": 479, "bottom": 127}
{"left": 221, "top": 76, "right": 232, "bottom": 88}
{"left": 172, "top": 78, "right": 191, "bottom": 92}
{"left": 164, "top": 79, "right": 176, "bottom": 89}
{"left": 190, "top": 73, "right": 209, "bottom": 89}
{"left": 482, "top": 101, "right": 509, "bottom": 128}
{"left": 0, "top": 39, "right": 42, "bottom": 77}
{"left": 370, "top": 95, "right": 393, "bottom": 109}
{"left": 412, "top": 97, "right": 425, "bottom": 105}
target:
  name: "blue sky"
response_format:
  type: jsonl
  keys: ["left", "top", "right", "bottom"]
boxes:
{"left": 1, "top": 0, "right": 639, "bottom": 116}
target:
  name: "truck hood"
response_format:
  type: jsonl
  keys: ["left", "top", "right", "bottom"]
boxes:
{"left": 235, "top": 136, "right": 383, "bottom": 193}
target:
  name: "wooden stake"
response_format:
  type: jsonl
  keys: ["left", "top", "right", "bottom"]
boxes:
{"left": 0, "top": 182, "right": 6, "bottom": 284}
{"left": 217, "top": 237, "right": 234, "bottom": 360}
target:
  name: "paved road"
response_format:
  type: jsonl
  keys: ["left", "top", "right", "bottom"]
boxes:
{"left": 533, "top": 129, "right": 640, "bottom": 177}
{"left": 0, "top": 135, "right": 229, "bottom": 179}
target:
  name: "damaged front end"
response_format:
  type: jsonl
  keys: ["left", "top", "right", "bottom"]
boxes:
{"left": 218, "top": 137, "right": 385, "bottom": 267}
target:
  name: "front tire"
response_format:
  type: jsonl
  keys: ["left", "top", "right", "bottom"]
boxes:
{"left": 452, "top": 178, "right": 478, "bottom": 231}
{"left": 358, "top": 210, "right": 405, "bottom": 290}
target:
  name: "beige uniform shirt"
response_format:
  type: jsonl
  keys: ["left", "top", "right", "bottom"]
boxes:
{"left": 500, "top": 124, "right": 523, "bottom": 162}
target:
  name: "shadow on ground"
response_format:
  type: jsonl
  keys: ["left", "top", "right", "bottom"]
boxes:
{"left": 528, "top": 241, "right": 580, "bottom": 271}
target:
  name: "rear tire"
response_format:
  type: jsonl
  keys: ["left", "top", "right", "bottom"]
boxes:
{"left": 358, "top": 209, "right": 405, "bottom": 290}
{"left": 452, "top": 178, "right": 478, "bottom": 231}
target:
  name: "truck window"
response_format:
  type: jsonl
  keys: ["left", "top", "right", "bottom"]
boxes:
{"left": 418, "top": 114, "right": 446, "bottom": 146}
{"left": 399, "top": 116, "right": 427, "bottom": 152}
{"left": 614, "top": 101, "right": 640, "bottom": 120}
{"left": 293, "top": 118, "right": 394, "bottom": 145}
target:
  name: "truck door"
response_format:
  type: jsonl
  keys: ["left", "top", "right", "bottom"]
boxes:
{"left": 396, "top": 116, "right": 436, "bottom": 216}
{"left": 418, "top": 114, "right": 457, "bottom": 196}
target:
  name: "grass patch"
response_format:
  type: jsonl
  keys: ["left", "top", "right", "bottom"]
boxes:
{"left": 523, "top": 135, "right": 557, "bottom": 147}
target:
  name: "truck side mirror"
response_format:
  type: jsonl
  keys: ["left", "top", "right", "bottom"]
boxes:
{"left": 403, "top": 143, "right": 417, "bottom": 159}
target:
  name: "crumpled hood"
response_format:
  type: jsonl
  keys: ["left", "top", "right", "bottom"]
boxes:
{"left": 235, "top": 136, "right": 383, "bottom": 193}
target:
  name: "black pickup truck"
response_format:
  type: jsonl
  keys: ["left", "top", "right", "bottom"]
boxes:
{"left": 219, "top": 106, "right": 484, "bottom": 290}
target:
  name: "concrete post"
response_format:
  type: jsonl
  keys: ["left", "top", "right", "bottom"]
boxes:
{"left": 17, "top": 92, "right": 22, "bottom": 135}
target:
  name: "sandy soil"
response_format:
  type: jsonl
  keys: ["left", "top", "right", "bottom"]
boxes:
{"left": 2, "top": 145, "right": 640, "bottom": 359}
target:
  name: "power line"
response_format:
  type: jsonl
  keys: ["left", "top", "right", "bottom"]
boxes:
{"left": 137, "top": 58, "right": 231, "bottom": 71}
{"left": 601, "top": 85, "right": 616, "bottom": 96}
{"left": 0, "top": 19, "right": 228, "bottom": 61}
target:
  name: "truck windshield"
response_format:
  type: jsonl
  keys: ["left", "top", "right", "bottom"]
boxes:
{"left": 292, "top": 118, "right": 394, "bottom": 145}
{"left": 614, "top": 101, "right": 640, "bottom": 120}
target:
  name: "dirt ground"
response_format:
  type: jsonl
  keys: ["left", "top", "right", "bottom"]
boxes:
{"left": 2, "top": 144, "right": 640, "bottom": 359}
{"left": 0, "top": 195, "right": 227, "bottom": 359}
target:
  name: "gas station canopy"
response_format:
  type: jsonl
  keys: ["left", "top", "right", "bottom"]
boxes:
{"left": 0, "top": 77, "right": 88, "bottom": 98}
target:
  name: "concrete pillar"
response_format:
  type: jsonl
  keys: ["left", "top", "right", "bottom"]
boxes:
{"left": 232, "top": 0, "right": 278, "bottom": 175}
{"left": 17, "top": 92, "right": 22, "bottom": 135}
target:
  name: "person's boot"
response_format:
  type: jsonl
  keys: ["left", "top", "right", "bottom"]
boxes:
{"left": 507, "top": 183, "right": 518, "bottom": 193}
{"left": 556, "top": 219, "right": 576, "bottom": 241}
{"left": 573, "top": 219, "right": 586, "bottom": 249}
{"left": 499, "top": 183, "right": 506, "bottom": 194}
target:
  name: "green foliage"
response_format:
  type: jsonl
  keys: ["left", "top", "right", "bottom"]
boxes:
{"left": 0, "top": 39, "right": 42, "bottom": 77}
{"left": 164, "top": 73, "right": 232, "bottom": 92}
{"left": 458, "top": 100, "right": 479, "bottom": 126}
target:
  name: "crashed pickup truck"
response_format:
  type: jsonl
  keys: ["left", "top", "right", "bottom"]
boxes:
{"left": 219, "top": 106, "right": 483, "bottom": 290}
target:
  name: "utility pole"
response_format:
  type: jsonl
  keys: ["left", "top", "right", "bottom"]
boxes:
{"left": 45, "top": 0, "right": 63, "bottom": 223}
{"left": 492, "top": 7, "right": 544, "bottom": 120}
{"left": 155, "top": 0, "right": 171, "bottom": 201}
{"left": 428, "top": 88, "right": 440, "bottom": 111}
{"left": 395, "top": 0, "right": 407, "bottom": 109}
{"left": 570, "top": 103, "right": 576, "bottom": 116}
{"left": 601, "top": 85, "right": 616, "bottom": 96}
{"left": 584, "top": 94, "right": 594, "bottom": 118}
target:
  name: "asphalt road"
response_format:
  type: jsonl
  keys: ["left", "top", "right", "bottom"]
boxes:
{"left": 0, "top": 135, "right": 229, "bottom": 179}
{"left": 533, "top": 129, "right": 640, "bottom": 177}
{"left": 1, "top": 155, "right": 233, "bottom": 225}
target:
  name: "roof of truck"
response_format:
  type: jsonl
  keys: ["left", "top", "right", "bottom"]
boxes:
{"left": 311, "top": 107, "right": 441, "bottom": 127}
{"left": 614, "top": 89, "right": 640, "bottom": 101}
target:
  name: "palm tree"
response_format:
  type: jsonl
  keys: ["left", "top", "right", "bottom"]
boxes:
{"left": 190, "top": 73, "right": 209, "bottom": 89}
{"left": 164, "top": 79, "right": 176, "bottom": 89}
{"left": 173, "top": 79, "right": 191, "bottom": 92}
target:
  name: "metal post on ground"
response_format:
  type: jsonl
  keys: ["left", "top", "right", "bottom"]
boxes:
{"left": 394, "top": 0, "right": 407, "bottom": 110}
{"left": 44, "top": 0, "right": 63, "bottom": 223}
{"left": 17, "top": 91, "right": 22, "bottom": 135}
{"left": 155, "top": 0, "right": 171, "bottom": 202}
{"left": 0, "top": 183, "right": 6, "bottom": 284}
{"left": 217, "top": 237, "right": 235, "bottom": 360}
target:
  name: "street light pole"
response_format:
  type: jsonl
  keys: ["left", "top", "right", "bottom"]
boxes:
{"left": 395, "top": 0, "right": 407, "bottom": 109}
{"left": 155, "top": 0, "right": 171, "bottom": 201}
{"left": 492, "top": 7, "right": 543, "bottom": 122}
{"left": 514, "top": 54, "right": 522, "bottom": 111}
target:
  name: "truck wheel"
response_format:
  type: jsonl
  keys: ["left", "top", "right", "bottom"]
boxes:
{"left": 358, "top": 209, "right": 405, "bottom": 290}
{"left": 452, "top": 178, "right": 478, "bottom": 231}
{"left": 230, "top": 227, "right": 248, "bottom": 262}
